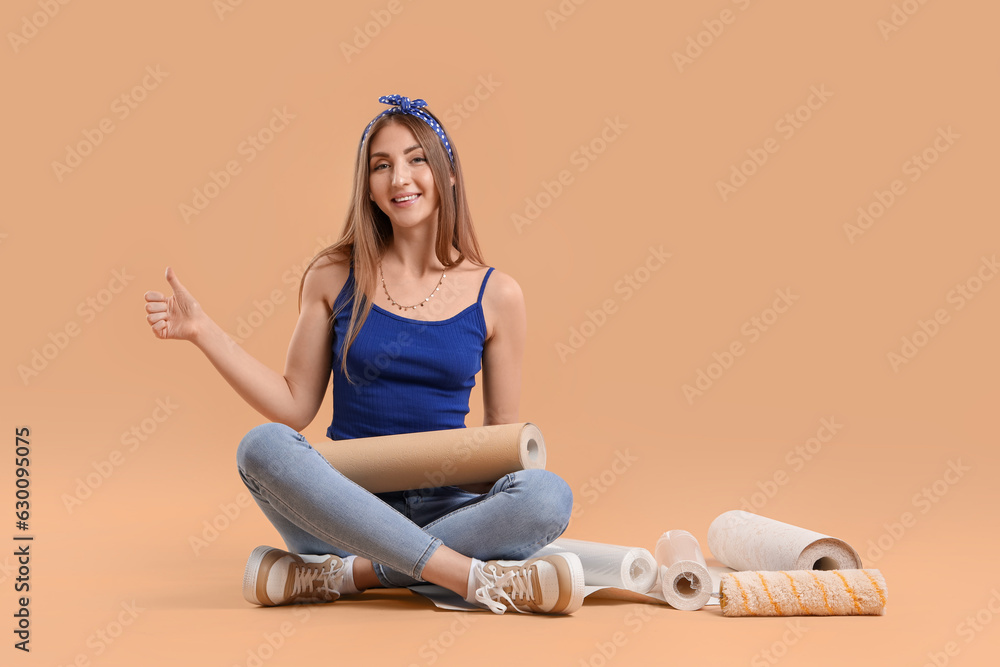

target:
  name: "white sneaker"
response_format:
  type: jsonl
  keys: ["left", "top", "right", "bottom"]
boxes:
{"left": 243, "top": 546, "right": 348, "bottom": 606}
{"left": 473, "top": 552, "right": 585, "bottom": 615}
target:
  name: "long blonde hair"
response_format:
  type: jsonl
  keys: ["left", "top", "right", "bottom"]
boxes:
{"left": 297, "top": 109, "right": 486, "bottom": 384}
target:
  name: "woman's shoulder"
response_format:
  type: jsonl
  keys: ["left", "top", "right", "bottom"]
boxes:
{"left": 445, "top": 256, "right": 520, "bottom": 302}
{"left": 478, "top": 264, "right": 523, "bottom": 301}
{"left": 478, "top": 265, "right": 525, "bottom": 341}
{"left": 303, "top": 252, "right": 352, "bottom": 311}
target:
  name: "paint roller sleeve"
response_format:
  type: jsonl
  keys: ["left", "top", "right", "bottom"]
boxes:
{"left": 720, "top": 569, "right": 888, "bottom": 617}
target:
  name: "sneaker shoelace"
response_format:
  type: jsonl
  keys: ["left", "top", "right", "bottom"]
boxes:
{"left": 290, "top": 559, "right": 344, "bottom": 602}
{"left": 474, "top": 563, "right": 536, "bottom": 614}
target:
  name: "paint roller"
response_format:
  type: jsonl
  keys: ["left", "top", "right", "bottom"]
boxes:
{"left": 311, "top": 422, "right": 545, "bottom": 493}
{"left": 719, "top": 569, "right": 888, "bottom": 616}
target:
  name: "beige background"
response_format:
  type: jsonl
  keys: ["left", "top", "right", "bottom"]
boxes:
{"left": 2, "top": 0, "right": 998, "bottom": 664}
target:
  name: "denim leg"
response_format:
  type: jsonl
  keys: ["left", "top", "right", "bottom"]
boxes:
{"left": 238, "top": 473, "right": 411, "bottom": 558}
{"left": 373, "top": 468, "right": 574, "bottom": 587}
{"left": 236, "top": 423, "right": 442, "bottom": 582}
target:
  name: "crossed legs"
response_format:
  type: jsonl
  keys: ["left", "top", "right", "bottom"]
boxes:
{"left": 236, "top": 422, "right": 573, "bottom": 598}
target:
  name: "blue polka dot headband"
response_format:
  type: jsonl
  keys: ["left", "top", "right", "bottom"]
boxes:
{"left": 358, "top": 94, "right": 455, "bottom": 166}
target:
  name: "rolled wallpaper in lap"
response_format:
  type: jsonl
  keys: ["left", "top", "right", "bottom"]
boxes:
{"left": 312, "top": 422, "right": 546, "bottom": 493}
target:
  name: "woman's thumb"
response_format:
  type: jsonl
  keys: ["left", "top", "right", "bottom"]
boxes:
{"left": 164, "top": 266, "right": 187, "bottom": 294}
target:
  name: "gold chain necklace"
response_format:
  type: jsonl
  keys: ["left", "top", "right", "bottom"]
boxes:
{"left": 378, "top": 261, "right": 447, "bottom": 311}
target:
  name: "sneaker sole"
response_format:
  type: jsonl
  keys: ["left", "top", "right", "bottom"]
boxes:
{"left": 243, "top": 545, "right": 285, "bottom": 606}
{"left": 542, "top": 551, "right": 586, "bottom": 614}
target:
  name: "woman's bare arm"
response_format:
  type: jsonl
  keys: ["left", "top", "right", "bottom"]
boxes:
{"left": 480, "top": 270, "right": 527, "bottom": 426}
{"left": 144, "top": 260, "right": 344, "bottom": 432}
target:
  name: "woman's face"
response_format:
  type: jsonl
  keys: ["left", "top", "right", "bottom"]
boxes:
{"left": 368, "top": 122, "right": 453, "bottom": 230}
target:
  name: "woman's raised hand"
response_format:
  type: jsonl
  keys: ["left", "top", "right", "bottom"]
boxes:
{"left": 143, "top": 267, "right": 208, "bottom": 342}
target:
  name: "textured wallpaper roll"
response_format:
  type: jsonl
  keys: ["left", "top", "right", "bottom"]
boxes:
{"left": 655, "top": 530, "right": 713, "bottom": 611}
{"left": 529, "top": 538, "right": 658, "bottom": 593}
{"left": 312, "top": 422, "right": 545, "bottom": 493}
{"left": 708, "top": 510, "right": 863, "bottom": 572}
{"left": 720, "top": 569, "right": 888, "bottom": 616}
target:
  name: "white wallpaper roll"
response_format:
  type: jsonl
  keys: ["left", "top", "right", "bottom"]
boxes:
{"left": 708, "top": 510, "right": 863, "bottom": 572}
{"left": 529, "top": 538, "right": 658, "bottom": 593}
{"left": 654, "top": 530, "right": 713, "bottom": 611}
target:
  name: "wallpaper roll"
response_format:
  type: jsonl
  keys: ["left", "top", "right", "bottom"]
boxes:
{"left": 655, "top": 530, "right": 713, "bottom": 611}
{"left": 708, "top": 510, "right": 863, "bottom": 572}
{"left": 720, "top": 569, "right": 888, "bottom": 617}
{"left": 312, "top": 423, "right": 545, "bottom": 493}
{"left": 529, "top": 538, "right": 658, "bottom": 594}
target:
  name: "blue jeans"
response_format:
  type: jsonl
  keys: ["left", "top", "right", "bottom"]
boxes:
{"left": 236, "top": 423, "right": 574, "bottom": 588}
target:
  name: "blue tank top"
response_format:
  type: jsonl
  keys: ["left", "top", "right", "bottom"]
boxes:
{"left": 326, "top": 262, "right": 494, "bottom": 441}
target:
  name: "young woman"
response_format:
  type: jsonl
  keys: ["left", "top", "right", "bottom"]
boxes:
{"left": 142, "top": 95, "right": 585, "bottom": 615}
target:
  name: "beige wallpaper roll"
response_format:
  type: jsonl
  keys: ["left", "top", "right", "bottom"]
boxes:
{"left": 708, "top": 510, "right": 863, "bottom": 572}
{"left": 312, "top": 422, "right": 545, "bottom": 493}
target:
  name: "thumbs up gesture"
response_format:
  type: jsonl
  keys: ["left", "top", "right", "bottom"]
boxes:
{"left": 143, "top": 267, "right": 208, "bottom": 342}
